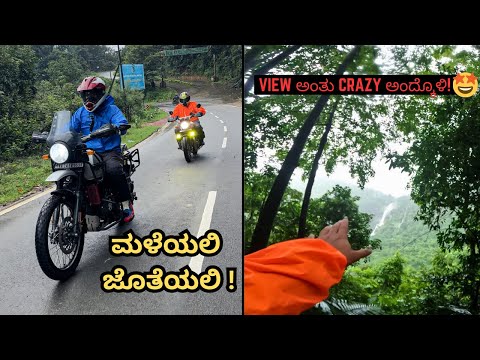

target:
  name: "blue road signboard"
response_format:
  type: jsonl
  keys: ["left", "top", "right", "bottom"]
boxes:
{"left": 120, "top": 64, "right": 145, "bottom": 90}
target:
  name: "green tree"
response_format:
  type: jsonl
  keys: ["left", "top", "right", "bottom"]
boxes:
{"left": 383, "top": 44, "right": 480, "bottom": 314}
{"left": 247, "top": 45, "right": 363, "bottom": 253}
{"left": 297, "top": 98, "right": 338, "bottom": 238}
{"left": 244, "top": 45, "right": 302, "bottom": 94}
{"left": 71, "top": 45, "right": 117, "bottom": 71}
{"left": 123, "top": 45, "right": 242, "bottom": 86}
{"left": 45, "top": 48, "right": 84, "bottom": 84}
{"left": 31, "top": 45, "right": 54, "bottom": 80}
{"left": 0, "top": 45, "right": 38, "bottom": 161}
{"left": 307, "top": 185, "right": 380, "bottom": 252}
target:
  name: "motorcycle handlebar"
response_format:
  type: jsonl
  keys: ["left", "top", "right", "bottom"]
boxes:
{"left": 32, "top": 124, "right": 132, "bottom": 144}
{"left": 167, "top": 113, "right": 203, "bottom": 122}
{"left": 81, "top": 124, "right": 130, "bottom": 143}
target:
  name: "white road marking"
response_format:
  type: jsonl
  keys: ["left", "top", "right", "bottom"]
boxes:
{"left": 224, "top": 126, "right": 227, "bottom": 132}
{"left": 0, "top": 187, "right": 54, "bottom": 216}
{"left": 219, "top": 120, "right": 224, "bottom": 124}
{"left": 222, "top": 137, "right": 227, "bottom": 148}
{"left": 214, "top": 115, "right": 219, "bottom": 119}
{"left": 189, "top": 191, "right": 217, "bottom": 274}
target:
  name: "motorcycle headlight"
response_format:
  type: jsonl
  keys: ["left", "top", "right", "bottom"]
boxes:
{"left": 50, "top": 143, "right": 69, "bottom": 164}
{"left": 180, "top": 121, "right": 190, "bottom": 130}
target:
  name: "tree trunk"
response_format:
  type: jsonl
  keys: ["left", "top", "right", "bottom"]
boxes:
{"left": 297, "top": 99, "right": 339, "bottom": 238}
{"left": 244, "top": 45, "right": 302, "bottom": 95}
{"left": 244, "top": 46, "right": 265, "bottom": 72}
{"left": 248, "top": 46, "right": 362, "bottom": 254}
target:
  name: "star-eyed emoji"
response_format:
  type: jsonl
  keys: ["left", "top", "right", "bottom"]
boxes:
{"left": 453, "top": 72, "right": 478, "bottom": 98}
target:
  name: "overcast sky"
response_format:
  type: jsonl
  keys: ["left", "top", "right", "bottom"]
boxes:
{"left": 309, "top": 133, "right": 412, "bottom": 198}
{"left": 310, "top": 155, "right": 411, "bottom": 198}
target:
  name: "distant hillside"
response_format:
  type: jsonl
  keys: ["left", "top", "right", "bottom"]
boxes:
{"left": 290, "top": 176, "right": 440, "bottom": 268}
{"left": 290, "top": 176, "right": 395, "bottom": 226}
{"left": 366, "top": 195, "right": 439, "bottom": 268}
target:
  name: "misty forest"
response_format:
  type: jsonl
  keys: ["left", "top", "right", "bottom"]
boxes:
{"left": 244, "top": 45, "right": 480, "bottom": 315}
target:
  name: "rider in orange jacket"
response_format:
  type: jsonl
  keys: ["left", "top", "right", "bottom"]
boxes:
{"left": 171, "top": 91, "right": 206, "bottom": 148}
{"left": 244, "top": 218, "right": 372, "bottom": 315}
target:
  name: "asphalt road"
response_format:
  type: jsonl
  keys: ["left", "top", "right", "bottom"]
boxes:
{"left": 0, "top": 101, "right": 242, "bottom": 315}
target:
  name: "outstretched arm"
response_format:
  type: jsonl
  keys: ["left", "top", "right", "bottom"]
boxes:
{"left": 244, "top": 218, "right": 372, "bottom": 315}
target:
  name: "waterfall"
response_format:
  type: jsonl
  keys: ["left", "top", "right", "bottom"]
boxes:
{"left": 398, "top": 207, "right": 408, "bottom": 229}
{"left": 371, "top": 202, "right": 396, "bottom": 236}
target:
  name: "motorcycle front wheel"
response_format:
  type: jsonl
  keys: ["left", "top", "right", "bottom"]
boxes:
{"left": 35, "top": 195, "right": 85, "bottom": 281}
{"left": 183, "top": 138, "right": 192, "bottom": 163}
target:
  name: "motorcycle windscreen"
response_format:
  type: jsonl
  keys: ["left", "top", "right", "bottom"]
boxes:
{"left": 46, "top": 110, "right": 81, "bottom": 147}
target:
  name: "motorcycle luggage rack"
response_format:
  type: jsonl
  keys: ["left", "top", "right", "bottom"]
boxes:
{"left": 125, "top": 148, "right": 140, "bottom": 172}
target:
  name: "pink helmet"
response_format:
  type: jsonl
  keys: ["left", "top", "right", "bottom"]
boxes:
{"left": 77, "top": 76, "right": 107, "bottom": 112}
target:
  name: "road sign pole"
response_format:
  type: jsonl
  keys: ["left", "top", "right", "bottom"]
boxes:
{"left": 117, "top": 45, "right": 126, "bottom": 91}
{"left": 117, "top": 45, "right": 130, "bottom": 121}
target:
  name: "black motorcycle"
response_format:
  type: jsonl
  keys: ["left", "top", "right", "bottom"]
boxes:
{"left": 31, "top": 110, "right": 140, "bottom": 280}
{"left": 168, "top": 109, "right": 204, "bottom": 163}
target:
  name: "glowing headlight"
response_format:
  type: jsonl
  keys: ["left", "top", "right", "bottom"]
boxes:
{"left": 50, "top": 143, "right": 69, "bottom": 164}
{"left": 188, "top": 131, "right": 196, "bottom": 137}
{"left": 176, "top": 133, "right": 182, "bottom": 140}
{"left": 180, "top": 121, "right": 190, "bottom": 130}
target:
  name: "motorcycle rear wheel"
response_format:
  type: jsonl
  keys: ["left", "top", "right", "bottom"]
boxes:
{"left": 35, "top": 195, "right": 85, "bottom": 281}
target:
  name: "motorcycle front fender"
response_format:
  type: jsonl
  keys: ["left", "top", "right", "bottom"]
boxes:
{"left": 51, "top": 188, "right": 77, "bottom": 203}
{"left": 45, "top": 169, "right": 77, "bottom": 182}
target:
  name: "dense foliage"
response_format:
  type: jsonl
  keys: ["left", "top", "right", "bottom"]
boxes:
{"left": 122, "top": 45, "right": 242, "bottom": 87}
{"left": 244, "top": 45, "right": 479, "bottom": 314}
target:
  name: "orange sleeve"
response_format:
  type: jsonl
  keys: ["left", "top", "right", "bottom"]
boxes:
{"left": 244, "top": 238, "right": 347, "bottom": 315}
{"left": 196, "top": 103, "right": 206, "bottom": 116}
{"left": 189, "top": 102, "right": 205, "bottom": 120}
{"left": 172, "top": 104, "right": 180, "bottom": 118}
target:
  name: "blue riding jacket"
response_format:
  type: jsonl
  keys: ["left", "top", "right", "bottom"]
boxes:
{"left": 70, "top": 95, "right": 128, "bottom": 153}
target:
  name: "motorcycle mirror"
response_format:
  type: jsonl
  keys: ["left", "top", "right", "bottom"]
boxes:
{"left": 118, "top": 124, "right": 131, "bottom": 131}
{"left": 169, "top": 111, "right": 173, "bottom": 115}
{"left": 196, "top": 103, "right": 201, "bottom": 108}
{"left": 32, "top": 131, "right": 48, "bottom": 143}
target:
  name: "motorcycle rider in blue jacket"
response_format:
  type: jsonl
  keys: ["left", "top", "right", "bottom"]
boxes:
{"left": 70, "top": 76, "right": 134, "bottom": 223}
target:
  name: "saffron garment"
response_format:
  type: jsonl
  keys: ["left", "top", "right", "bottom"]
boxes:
{"left": 244, "top": 238, "right": 347, "bottom": 315}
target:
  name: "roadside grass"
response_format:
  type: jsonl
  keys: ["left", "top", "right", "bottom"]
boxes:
{"left": 164, "top": 78, "right": 194, "bottom": 86}
{"left": 142, "top": 105, "right": 169, "bottom": 123}
{"left": 144, "top": 87, "right": 177, "bottom": 102}
{"left": 0, "top": 157, "right": 52, "bottom": 206}
{"left": 1, "top": 109, "right": 168, "bottom": 208}
{"left": 122, "top": 125, "right": 159, "bottom": 148}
